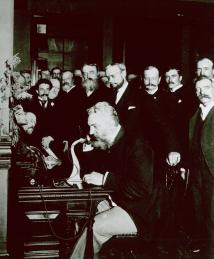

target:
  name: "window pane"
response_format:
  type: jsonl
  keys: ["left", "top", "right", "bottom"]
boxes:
{"left": 48, "top": 38, "right": 63, "bottom": 52}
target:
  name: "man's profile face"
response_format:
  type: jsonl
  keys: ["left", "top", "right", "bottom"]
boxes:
{"left": 197, "top": 59, "right": 213, "bottom": 78}
{"left": 165, "top": 69, "right": 182, "bottom": 91}
{"left": 106, "top": 65, "right": 124, "bottom": 89}
{"left": 144, "top": 68, "right": 160, "bottom": 93}
{"left": 196, "top": 78, "right": 214, "bottom": 106}
{"left": 88, "top": 114, "right": 110, "bottom": 150}
{"left": 37, "top": 83, "right": 50, "bottom": 101}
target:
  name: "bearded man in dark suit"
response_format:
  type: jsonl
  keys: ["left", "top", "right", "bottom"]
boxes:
{"left": 81, "top": 63, "right": 114, "bottom": 109}
{"left": 69, "top": 101, "right": 160, "bottom": 259}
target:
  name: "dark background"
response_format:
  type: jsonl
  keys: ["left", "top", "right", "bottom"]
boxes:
{"left": 14, "top": 0, "right": 214, "bottom": 82}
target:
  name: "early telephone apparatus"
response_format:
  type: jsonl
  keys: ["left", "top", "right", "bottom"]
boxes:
{"left": 66, "top": 138, "right": 86, "bottom": 189}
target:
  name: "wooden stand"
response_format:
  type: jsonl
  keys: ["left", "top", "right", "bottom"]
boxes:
{"left": 15, "top": 186, "right": 112, "bottom": 259}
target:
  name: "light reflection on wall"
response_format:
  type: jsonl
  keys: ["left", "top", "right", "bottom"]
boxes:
{"left": 0, "top": 78, "right": 10, "bottom": 141}
{"left": 0, "top": 54, "right": 21, "bottom": 142}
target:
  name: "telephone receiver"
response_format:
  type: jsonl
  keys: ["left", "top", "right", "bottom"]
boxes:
{"left": 66, "top": 138, "right": 86, "bottom": 189}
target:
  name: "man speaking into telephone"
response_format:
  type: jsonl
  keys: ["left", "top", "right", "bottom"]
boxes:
{"left": 69, "top": 101, "right": 160, "bottom": 259}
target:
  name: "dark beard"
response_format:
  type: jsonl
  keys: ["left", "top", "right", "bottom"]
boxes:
{"left": 89, "top": 135, "right": 109, "bottom": 150}
{"left": 82, "top": 79, "right": 98, "bottom": 92}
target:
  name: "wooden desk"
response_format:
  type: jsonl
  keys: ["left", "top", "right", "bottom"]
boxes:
{"left": 16, "top": 186, "right": 112, "bottom": 259}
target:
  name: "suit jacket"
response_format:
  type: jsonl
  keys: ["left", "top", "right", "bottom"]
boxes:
{"left": 52, "top": 86, "right": 86, "bottom": 142}
{"left": 189, "top": 106, "right": 214, "bottom": 176}
{"left": 115, "top": 80, "right": 142, "bottom": 136}
{"left": 140, "top": 89, "right": 180, "bottom": 164}
{"left": 103, "top": 127, "right": 160, "bottom": 237}
{"left": 163, "top": 86, "right": 198, "bottom": 165}
{"left": 83, "top": 82, "right": 114, "bottom": 110}
{"left": 164, "top": 85, "right": 197, "bottom": 125}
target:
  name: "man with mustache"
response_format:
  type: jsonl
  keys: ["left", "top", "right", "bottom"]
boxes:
{"left": 20, "top": 78, "right": 72, "bottom": 181}
{"left": 81, "top": 63, "right": 114, "bottom": 109}
{"left": 164, "top": 66, "right": 197, "bottom": 166}
{"left": 69, "top": 101, "right": 159, "bottom": 259}
{"left": 21, "top": 79, "right": 55, "bottom": 147}
{"left": 140, "top": 66, "right": 182, "bottom": 254}
{"left": 61, "top": 70, "right": 75, "bottom": 93}
{"left": 80, "top": 63, "right": 114, "bottom": 136}
{"left": 141, "top": 66, "right": 181, "bottom": 171}
{"left": 162, "top": 66, "right": 199, "bottom": 253}
{"left": 188, "top": 76, "right": 214, "bottom": 259}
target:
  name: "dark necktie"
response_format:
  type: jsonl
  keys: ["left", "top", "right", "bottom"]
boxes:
{"left": 112, "top": 89, "right": 118, "bottom": 104}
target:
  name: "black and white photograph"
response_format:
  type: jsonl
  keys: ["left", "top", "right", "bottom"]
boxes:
{"left": 1, "top": 0, "right": 214, "bottom": 258}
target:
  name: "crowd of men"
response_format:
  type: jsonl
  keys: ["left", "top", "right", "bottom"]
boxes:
{"left": 11, "top": 57, "right": 214, "bottom": 259}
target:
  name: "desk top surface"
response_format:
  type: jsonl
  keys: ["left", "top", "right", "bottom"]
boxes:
{"left": 18, "top": 186, "right": 113, "bottom": 203}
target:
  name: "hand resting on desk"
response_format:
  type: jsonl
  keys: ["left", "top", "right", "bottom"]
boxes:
{"left": 83, "top": 172, "right": 104, "bottom": 186}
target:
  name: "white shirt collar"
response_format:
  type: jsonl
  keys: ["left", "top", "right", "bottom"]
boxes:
{"left": 115, "top": 81, "right": 128, "bottom": 104}
{"left": 199, "top": 101, "right": 214, "bottom": 120}
{"left": 169, "top": 84, "right": 183, "bottom": 93}
{"left": 65, "top": 85, "right": 76, "bottom": 93}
